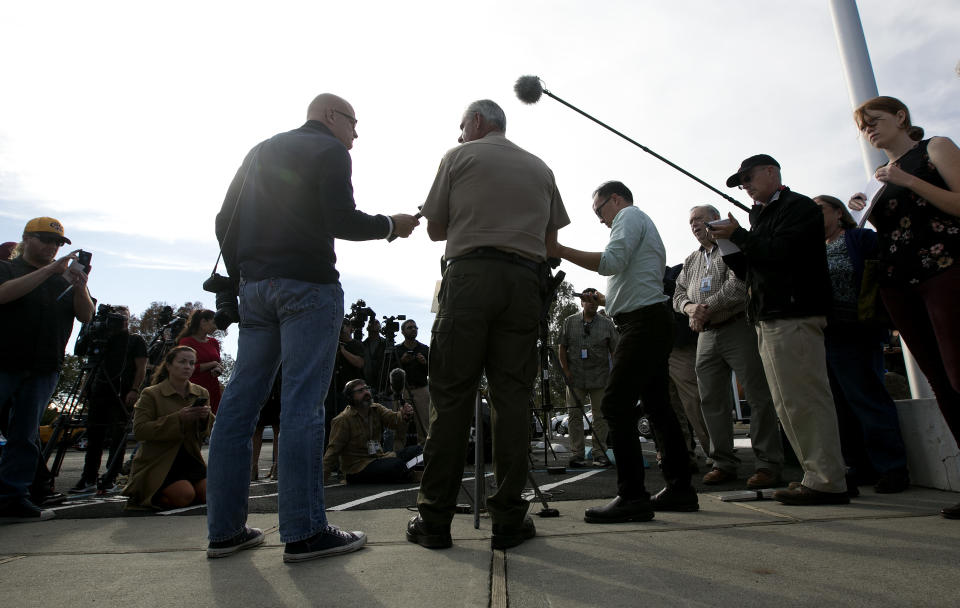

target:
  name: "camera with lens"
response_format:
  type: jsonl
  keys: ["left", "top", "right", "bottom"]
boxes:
{"left": 347, "top": 299, "right": 375, "bottom": 341}
{"left": 202, "top": 273, "right": 240, "bottom": 330}
{"left": 381, "top": 314, "right": 406, "bottom": 344}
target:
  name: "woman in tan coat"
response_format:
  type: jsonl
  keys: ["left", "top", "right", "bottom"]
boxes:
{"left": 123, "top": 346, "right": 213, "bottom": 510}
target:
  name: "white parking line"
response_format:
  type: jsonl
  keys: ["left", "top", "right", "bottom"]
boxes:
{"left": 533, "top": 469, "right": 606, "bottom": 493}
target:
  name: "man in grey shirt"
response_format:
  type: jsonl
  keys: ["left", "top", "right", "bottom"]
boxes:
{"left": 551, "top": 181, "right": 697, "bottom": 523}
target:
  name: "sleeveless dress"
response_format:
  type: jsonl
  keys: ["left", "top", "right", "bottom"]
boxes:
{"left": 869, "top": 138, "right": 960, "bottom": 286}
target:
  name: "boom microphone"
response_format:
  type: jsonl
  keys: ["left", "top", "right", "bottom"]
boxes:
{"left": 389, "top": 367, "right": 407, "bottom": 397}
{"left": 513, "top": 75, "right": 750, "bottom": 213}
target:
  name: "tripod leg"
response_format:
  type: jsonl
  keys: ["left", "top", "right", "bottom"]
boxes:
{"left": 473, "top": 390, "right": 484, "bottom": 529}
{"left": 526, "top": 452, "right": 559, "bottom": 518}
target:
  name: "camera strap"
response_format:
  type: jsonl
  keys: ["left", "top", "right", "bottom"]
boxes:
{"left": 210, "top": 144, "right": 262, "bottom": 277}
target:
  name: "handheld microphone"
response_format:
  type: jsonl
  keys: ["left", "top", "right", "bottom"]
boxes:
{"left": 387, "top": 205, "right": 424, "bottom": 243}
{"left": 389, "top": 368, "right": 407, "bottom": 398}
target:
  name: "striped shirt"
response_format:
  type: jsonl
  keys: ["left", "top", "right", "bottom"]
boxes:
{"left": 673, "top": 244, "right": 747, "bottom": 327}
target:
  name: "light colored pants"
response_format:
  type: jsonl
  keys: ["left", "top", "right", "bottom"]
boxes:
{"left": 697, "top": 317, "right": 783, "bottom": 474}
{"left": 566, "top": 386, "right": 609, "bottom": 460}
{"left": 667, "top": 344, "right": 711, "bottom": 455}
{"left": 404, "top": 384, "right": 431, "bottom": 445}
{"left": 756, "top": 317, "right": 846, "bottom": 493}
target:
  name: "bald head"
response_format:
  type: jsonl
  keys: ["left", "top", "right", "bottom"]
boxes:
{"left": 307, "top": 93, "right": 358, "bottom": 150}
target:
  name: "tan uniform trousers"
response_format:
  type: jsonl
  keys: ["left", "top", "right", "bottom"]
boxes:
{"left": 417, "top": 258, "right": 541, "bottom": 528}
{"left": 566, "top": 387, "right": 609, "bottom": 461}
{"left": 756, "top": 316, "right": 847, "bottom": 493}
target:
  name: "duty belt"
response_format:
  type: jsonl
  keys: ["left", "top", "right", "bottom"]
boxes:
{"left": 445, "top": 247, "right": 541, "bottom": 274}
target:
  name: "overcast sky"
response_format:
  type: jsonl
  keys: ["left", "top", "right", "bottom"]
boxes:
{"left": 1, "top": 1, "right": 958, "bottom": 357}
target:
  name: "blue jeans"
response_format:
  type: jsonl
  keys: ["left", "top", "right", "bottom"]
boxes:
{"left": 206, "top": 278, "right": 342, "bottom": 543}
{"left": 0, "top": 369, "right": 59, "bottom": 501}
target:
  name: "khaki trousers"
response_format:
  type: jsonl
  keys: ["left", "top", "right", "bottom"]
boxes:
{"left": 667, "top": 344, "right": 711, "bottom": 455}
{"left": 403, "top": 385, "right": 431, "bottom": 445}
{"left": 756, "top": 317, "right": 846, "bottom": 493}
{"left": 566, "top": 386, "right": 609, "bottom": 460}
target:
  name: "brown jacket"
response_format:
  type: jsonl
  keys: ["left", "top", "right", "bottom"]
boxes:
{"left": 323, "top": 404, "right": 406, "bottom": 475}
{"left": 122, "top": 380, "right": 212, "bottom": 510}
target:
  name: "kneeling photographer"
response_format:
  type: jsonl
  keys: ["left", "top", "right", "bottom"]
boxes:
{"left": 70, "top": 305, "right": 147, "bottom": 494}
{"left": 323, "top": 379, "right": 421, "bottom": 485}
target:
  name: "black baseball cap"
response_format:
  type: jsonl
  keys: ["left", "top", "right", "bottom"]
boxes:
{"left": 726, "top": 154, "right": 780, "bottom": 187}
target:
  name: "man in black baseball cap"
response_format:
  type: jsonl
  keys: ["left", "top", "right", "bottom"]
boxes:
{"left": 708, "top": 155, "right": 850, "bottom": 507}
{"left": 724, "top": 154, "right": 781, "bottom": 188}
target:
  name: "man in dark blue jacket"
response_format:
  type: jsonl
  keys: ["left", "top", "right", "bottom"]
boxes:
{"left": 710, "top": 154, "right": 849, "bottom": 506}
{"left": 206, "top": 94, "right": 419, "bottom": 563}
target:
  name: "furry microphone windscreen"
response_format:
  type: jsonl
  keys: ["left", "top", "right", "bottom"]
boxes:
{"left": 514, "top": 75, "right": 543, "bottom": 104}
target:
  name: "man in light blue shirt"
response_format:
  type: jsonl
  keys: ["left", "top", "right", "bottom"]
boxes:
{"left": 551, "top": 181, "right": 697, "bottom": 523}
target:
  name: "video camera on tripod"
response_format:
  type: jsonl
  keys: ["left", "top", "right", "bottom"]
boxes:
{"left": 347, "top": 299, "right": 375, "bottom": 341}
{"left": 74, "top": 304, "right": 128, "bottom": 366}
{"left": 380, "top": 314, "right": 406, "bottom": 343}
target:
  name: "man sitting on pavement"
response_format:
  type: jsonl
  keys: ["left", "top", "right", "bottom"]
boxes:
{"left": 558, "top": 287, "right": 617, "bottom": 468}
{"left": 323, "top": 379, "right": 421, "bottom": 485}
{"left": 674, "top": 204, "right": 784, "bottom": 489}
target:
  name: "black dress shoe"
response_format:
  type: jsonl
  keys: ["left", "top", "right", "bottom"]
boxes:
{"left": 941, "top": 502, "right": 960, "bottom": 520}
{"left": 773, "top": 484, "right": 849, "bottom": 505}
{"left": 874, "top": 470, "right": 910, "bottom": 494}
{"left": 491, "top": 515, "right": 536, "bottom": 549}
{"left": 406, "top": 515, "right": 452, "bottom": 549}
{"left": 651, "top": 486, "right": 699, "bottom": 512}
{"left": 584, "top": 496, "right": 654, "bottom": 524}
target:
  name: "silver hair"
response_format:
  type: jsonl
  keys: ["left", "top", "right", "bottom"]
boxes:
{"left": 465, "top": 99, "right": 506, "bottom": 132}
{"left": 689, "top": 204, "right": 721, "bottom": 219}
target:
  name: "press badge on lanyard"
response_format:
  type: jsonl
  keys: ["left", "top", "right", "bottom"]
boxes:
{"left": 700, "top": 276, "right": 712, "bottom": 293}
{"left": 581, "top": 348, "right": 588, "bottom": 359}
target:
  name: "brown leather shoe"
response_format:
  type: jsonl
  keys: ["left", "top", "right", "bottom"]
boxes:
{"left": 746, "top": 468, "right": 781, "bottom": 489}
{"left": 773, "top": 484, "right": 849, "bottom": 506}
{"left": 702, "top": 467, "right": 737, "bottom": 485}
{"left": 941, "top": 502, "right": 960, "bottom": 519}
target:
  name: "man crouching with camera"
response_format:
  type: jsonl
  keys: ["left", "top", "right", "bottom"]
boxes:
{"left": 323, "top": 379, "right": 422, "bottom": 485}
{"left": 0, "top": 217, "right": 93, "bottom": 523}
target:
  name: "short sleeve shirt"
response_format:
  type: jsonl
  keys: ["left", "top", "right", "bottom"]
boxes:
{"left": 0, "top": 257, "right": 78, "bottom": 372}
{"left": 559, "top": 312, "right": 619, "bottom": 389}
{"left": 420, "top": 134, "right": 570, "bottom": 261}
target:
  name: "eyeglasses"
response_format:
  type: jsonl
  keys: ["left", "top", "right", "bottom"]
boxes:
{"left": 594, "top": 196, "right": 613, "bottom": 219}
{"left": 350, "top": 385, "right": 372, "bottom": 393}
{"left": 29, "top": 233, "right": 64, "bottom": 246}
{"left": 738, "top": 167, "right": 769, "bottom": 188}
{"left": 334, "top": 110, "right": 358, "bottom": 128}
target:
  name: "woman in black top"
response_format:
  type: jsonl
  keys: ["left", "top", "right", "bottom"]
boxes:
{"left": 848, "top": 96, "right": 960, "bottom": 518}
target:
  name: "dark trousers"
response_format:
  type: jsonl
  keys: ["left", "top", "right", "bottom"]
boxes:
{"left": 825, "top": 323, "right": 908, "bottom": 477}
{"left": 82, "top": 389, "right": 129, "bottom": 485}
{"left": 346, "top": 445, "right": 423, "bottom": 484}
{"left": 604, "top": 302, "right": 690, "bottom": 500}
{"left": 880, "top": 265, "right": 960, "bottom": 444}
{"left": 417, "top": 258, "right": 541, "bottom": 528}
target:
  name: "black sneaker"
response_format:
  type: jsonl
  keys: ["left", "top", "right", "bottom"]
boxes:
{"left": 207, "top": 526, "right": 265, "bottom": 558}
{"left": 283, "top": 526, "right": 366, "bottom": 563}
{"left": 68, "top": 479, "right": 96, "bottom": 494}
{"left": 491, "top": 515, "right": 536, "bottom": 550}
{"left": 406, "top": 515, "right": 453, "bottom": 549}
{"left": 0, "top": 498, "right": 55, "bottom": 523}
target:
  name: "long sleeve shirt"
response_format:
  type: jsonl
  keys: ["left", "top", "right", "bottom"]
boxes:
{"left": 673, "top": 244, "right": 746, "bottom": 326}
